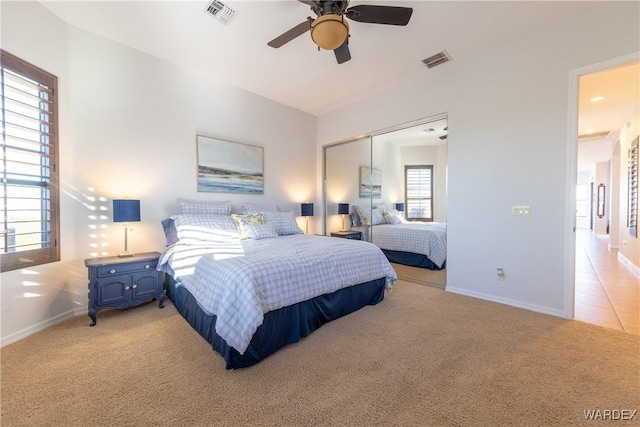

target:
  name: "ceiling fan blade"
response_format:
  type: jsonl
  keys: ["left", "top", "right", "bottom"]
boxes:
{"left": 346, "top": 5, "right": 413, "bottom": 26}
{"left": 334, "top": 41, "right": 351, "bottom": 64}
{"left": 268, "top": 20, "right": 311, "bottom": 48}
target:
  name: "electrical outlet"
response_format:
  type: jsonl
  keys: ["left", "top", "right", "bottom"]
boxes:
{"left": 497, "top": 267, "right": 505, "bottom": 280}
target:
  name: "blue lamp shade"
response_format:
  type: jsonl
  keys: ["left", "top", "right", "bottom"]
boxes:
{"left": 113, "top": 199, "right": 141, "bottom": 223}
{"left": 301, "top": 202, "right": 314, "bottom": 217}
{"left": 395, "top": 202, "right": 405, "bottom": 212}
{"left": 338, "top": 203, "right": 349, "bottom": 215}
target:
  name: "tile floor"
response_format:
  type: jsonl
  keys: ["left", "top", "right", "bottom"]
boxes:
{"left": 574, "top": 228, "right": 639, "bottom": 335}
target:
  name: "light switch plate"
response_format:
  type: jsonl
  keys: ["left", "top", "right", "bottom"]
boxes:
{"left": 512, "top": 206, "right": 531, "bottom": 216}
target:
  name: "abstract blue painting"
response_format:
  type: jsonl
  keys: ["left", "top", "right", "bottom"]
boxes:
{"left": 197, "top": 135, "right": 264, "bottom": 194}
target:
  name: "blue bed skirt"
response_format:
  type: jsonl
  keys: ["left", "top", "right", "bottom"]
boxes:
{"left": 382, "top": 249, "right": 444, "bottom": 270}
{"left": 165, "top": 276, "right": 386, "bottom": 369}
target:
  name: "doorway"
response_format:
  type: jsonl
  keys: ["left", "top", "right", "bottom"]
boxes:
{"left": 572, "top": 58, "right": 639, "bottom": 334}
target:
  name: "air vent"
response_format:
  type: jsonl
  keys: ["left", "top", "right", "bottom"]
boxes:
{"left": 422, "top": 51, "right": 451, "bottom": 68}
{"left": 423, "top": 128, "right": 436, "bottom": 133}
{"left": 439, "top": 135, "right": 447, "bottom": 140}
{"left": 203, "top": 0, "right": 238, "bottom": 25}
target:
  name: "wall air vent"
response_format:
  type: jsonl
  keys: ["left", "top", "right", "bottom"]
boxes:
{"left": 422, "top": 51, "right": 451, "bottom": 68}
{"left": 203, "top": 0, "right": 238, "bottom": 25}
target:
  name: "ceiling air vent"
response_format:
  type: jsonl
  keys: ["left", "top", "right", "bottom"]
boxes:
{"left": 422, "top": 51, "right": 451, "bottom": 68}
{"left": 203, "top": 0, "right": 238, "bottom": 25}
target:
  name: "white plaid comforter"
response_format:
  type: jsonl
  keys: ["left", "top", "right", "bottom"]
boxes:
{"left": 158, "top": 234, "right": 396, "bottom": 354}
{"left": 371, "top": 222, "right": 447, "bottom": 268}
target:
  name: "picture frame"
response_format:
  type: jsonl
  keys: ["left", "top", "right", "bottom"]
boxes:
{"left": 196, "top": 135, "right": 264, "bottom": 194}
{"left": 359, "top": 166, "right": 382, "bottom": 198}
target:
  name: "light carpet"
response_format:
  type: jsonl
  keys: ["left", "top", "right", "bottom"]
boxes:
{"left": 1, "top": 280, "right": 638, "bottom": 426}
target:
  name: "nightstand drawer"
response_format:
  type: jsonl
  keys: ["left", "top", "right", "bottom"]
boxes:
{"left": 96, "top": 259, "right": 158, "bottom": 277}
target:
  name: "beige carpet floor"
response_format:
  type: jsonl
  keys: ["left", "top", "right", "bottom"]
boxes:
{"left": 1, "top": 280, "right": 638, "bottom": 427}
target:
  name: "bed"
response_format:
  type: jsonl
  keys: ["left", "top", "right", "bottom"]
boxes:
{"left": 158, "top": 209, "right": 397, "bottom": 369}
{"left": 370, "top": 222, "right": 447, "bottom": 270}
{"left": 351, "top": 205, "right": 446, "bottom": 270}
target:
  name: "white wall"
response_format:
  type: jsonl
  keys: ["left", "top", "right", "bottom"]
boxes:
{"left": 325, "top": 138, "right": 372, "bottom": 233}
{"left": 576, "top": 171, "right": 592, "bottom": 230}
{"left": 1, "top": 1, "right": 317, "bottom": 345}
{"left": 317, "top": 2, "right": 639, "bottom": 317}
{"left": 372, "top": 140, "right": 403, "bottom": 207}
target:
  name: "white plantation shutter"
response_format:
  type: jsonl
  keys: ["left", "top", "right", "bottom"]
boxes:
{"left": 1, "top": 50, "right": 60, "bottom": 272}
{"left": 405, "top": 165, "right": 433, "bottom": 221}
{"left": 629, "top": 137, "right": 638, "bottom": 237}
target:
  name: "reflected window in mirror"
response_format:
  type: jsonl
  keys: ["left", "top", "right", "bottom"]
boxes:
{"left": 405, "top": 165, "right": 433, "bottom": 222}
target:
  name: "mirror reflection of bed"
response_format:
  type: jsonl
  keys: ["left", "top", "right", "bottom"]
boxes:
{"left": 324, "top": 116, "right": 448, "bottom": 289}
{"left": 349, "top": 211, "right": 447, "bottom": 290}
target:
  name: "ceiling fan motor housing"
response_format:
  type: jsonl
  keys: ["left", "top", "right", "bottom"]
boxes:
{"left": 311, "top": 14, "right": 349, "bottom": 50}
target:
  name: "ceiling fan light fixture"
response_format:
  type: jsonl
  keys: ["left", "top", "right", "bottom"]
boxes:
{"left": 311, "top": 14, "right": 349, "bottom": 50}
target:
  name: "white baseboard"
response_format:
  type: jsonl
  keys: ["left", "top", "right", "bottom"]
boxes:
{"left": 618, "top": 252, "right": 640, "bottom": 275}
{"left": 1, "top": 306, "right": 87, "bottom": 348}
{"left": 445, "top": 287, "right": 568, "bottom": 319}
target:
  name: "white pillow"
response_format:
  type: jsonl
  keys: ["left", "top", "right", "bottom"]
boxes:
{"left": 240, "top": 203, "right": 279, "bottom": 214}
{"left": 383, "top": 209, "right": 407, "bottom": 224}
{"left": 371, "top": 208, "right": 386, "bottom": 226}
{"left": 383, "top": 211, "right": 402, "bottom": 225}
{"left": 245, "top": 223, "right": 278, "bottom": 240}
{"left": 262, "top": 211, "right": 303, "bottom": 235}
{"left": 170, "top": 214, "right": 239, "bottom": 243}
{"left": 178, "top": 200, "right": 232, "bottom": 216}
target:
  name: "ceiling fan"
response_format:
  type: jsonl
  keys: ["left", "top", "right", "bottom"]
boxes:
{"left": 267, "top": 0, "right": 413, "bottom": 64}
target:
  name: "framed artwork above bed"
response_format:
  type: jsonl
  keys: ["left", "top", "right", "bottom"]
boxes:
{"left": 360, "top": 166, "right": 382, "bottom": 199}
{"left": 196, "top": 135, "right": 264, "bottom": 194}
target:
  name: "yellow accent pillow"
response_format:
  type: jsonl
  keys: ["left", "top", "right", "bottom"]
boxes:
{"left": 231, "top": 213, "right": 265, "bottom": 240}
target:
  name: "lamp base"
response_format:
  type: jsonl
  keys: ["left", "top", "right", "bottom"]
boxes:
{"left": 118, "top": 251, "right": 135, "bottom": 258}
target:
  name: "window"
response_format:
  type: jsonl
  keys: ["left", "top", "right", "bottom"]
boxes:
{"left": 1, "top": 50, "right": 60, "bottom": 272}
{"left": 405, "top": 165, "right": 433, "bottom": 221}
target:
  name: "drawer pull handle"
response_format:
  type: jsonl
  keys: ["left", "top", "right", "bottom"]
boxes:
{"left": 124, "top": 286, "right": 130, "bottom": 290}
{"left": 110, "top": 269, "right": 116, "bottom": 274}
{"left": 145, "top": 264, "right": 150, "bottom": 269}
{"left": 132, "top": 284, "right": 137, "bottom": 289}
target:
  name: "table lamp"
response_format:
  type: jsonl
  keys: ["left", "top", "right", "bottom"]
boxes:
{"left": 301, "top": 202, "right": 314, "bottom": 234}
{"left": 338, "top": 203, "right": 349, "bottom": 231}
{"left": 113, "top": 199, "right": 140, "bottom": 257}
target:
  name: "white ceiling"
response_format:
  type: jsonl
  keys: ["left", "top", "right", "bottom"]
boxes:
{"left": 39, "top": 1, "right": 638, "bottom": 169}
{"left": 41, "top": 0, "right": 606, "bottom": 116}
{"left": 577, "top": 62, "right": 639, "bottom": 172}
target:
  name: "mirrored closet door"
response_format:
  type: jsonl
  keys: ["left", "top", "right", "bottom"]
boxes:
{"left": 323, "top": 116, "right": 448, "bottom": 288}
